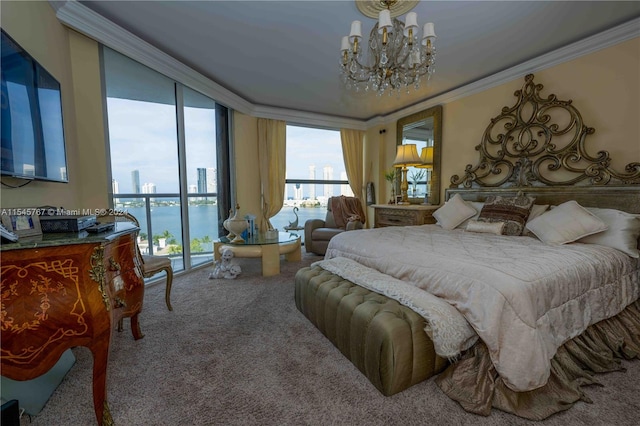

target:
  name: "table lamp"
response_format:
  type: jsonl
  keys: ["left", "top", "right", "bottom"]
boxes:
{"left": 393, "top": 144, "right": 423, "bottom": 204}
{"left": 417, "top": 146, "right": 434, "bottom": 204}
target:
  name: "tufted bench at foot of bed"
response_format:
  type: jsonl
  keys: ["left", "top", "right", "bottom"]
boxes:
{"left": 294, "top": 265, "right": 448, "bottom": 396}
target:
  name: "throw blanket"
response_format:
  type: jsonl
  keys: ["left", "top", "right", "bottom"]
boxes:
{"left": 331, "top": 196, "right": 365, "bottom": 228}
{"left": 326, "top": 225, "right": 639, "bottom": 392}
{"left": 313, "top": 257, "right": 478, "bottom": 358}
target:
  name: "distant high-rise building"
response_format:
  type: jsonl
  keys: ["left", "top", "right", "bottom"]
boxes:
{"left": 131, "top": 170, "right": 141, "bottom": 194}
{"left": 340, "top": 172, "right": 353, "bottom": 196}
{"left": 188, "top": 184, "right": 198, "bottom": 193}
{"left": 323, "top": 165, "right": 333, "bottom": 197}
{"left": 142, "top": 183, "right": 156, "bottom": 193}
{"left": 294, "top": 183, "right": 303, "bottom": 200}
{"left": 206, "top": 167, "right": 217, "bottom": 193}
{"left": 309, "top": 165, "right": 316, "bottom": 200}
{"left": 112, "top": 179, "right": 120, "bottom": 205}
{"left": 197, "top": 168, "right": 207, "bottom": 193}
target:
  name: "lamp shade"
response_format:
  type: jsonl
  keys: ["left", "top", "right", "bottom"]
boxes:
{"left": 349, "top": 20, "right": 362, "bottom": 41}
{"left": 422, "top": 23, "right": 436, "bottom": 43}
{"left": 403, "top": 12, "right": 418, "bottom": 38}
{"left": 378, "top": 9, "right": 392, "bottom": 33}
{"left": 420, "top": 146, "right": 434, "bottom": 165}
{"left": 341, "top": 36, "right": 350, "bottom": 52}
{"left": 393, "top": 144, "right": 423, "bottom": 167}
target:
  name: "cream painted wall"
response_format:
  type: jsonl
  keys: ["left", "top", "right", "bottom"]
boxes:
{"left": 68, "top": 30, "right": 109, "bottom": 209}
{"left": 0, "top": 1, "right": 82, "bottom": 208}
{"left": 374, "top": 37, "right": 640, "bottom": 206}
{"left": 438, "top": 38, "right": 639, "bottom": 203}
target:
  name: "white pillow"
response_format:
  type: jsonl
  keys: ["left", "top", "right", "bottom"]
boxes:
{"left": 578, "top": 208, "right": 640, "bottom": 258}
{"left": 525, "top": 200, "right": 608, "bottom": 245}
{"left": 522, "top": 204, "right": 550, "bottom": 236}
{"left": 456, "top": 201, "right": 484, "bottom": 229}
{"left": 434, "top": 194, "right": 478, "bottom": 230}
{"left": 466, "top": 219, "right": 504, "bottom": 235}
{"left": 527, "top": 204, "right": 549, "bottom": 223}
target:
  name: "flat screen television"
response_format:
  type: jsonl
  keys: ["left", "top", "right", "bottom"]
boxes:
{"left": 1, "top": 29, "right": 68, "bottom": 183}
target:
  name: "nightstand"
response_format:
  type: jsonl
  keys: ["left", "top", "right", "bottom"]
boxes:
{"left": 372, "top": 204, "right": 439, "bottom": 228}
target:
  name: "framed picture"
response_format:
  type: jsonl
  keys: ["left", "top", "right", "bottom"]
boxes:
{"left": 395, "top": 195, "right": 403, "bottom": 204}
{"left": 1, "top": 211, "right": 42, "bottom": 238}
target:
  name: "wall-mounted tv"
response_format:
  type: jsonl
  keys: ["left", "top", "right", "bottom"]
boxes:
{"left": 1, "top": 29, "right": 68, "bottom": 183}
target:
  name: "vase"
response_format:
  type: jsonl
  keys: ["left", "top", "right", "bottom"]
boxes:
{"left": 224, "top": 204, "right": 248, "bottom": 243}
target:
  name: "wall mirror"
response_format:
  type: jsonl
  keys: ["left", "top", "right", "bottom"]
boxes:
{"left": 396, "top": 105, "right": 442, "bottom": 205}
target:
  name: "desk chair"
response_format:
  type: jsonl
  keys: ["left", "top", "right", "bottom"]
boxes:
{"left": 97, "top": 211, "right": 174, "bottom": 312}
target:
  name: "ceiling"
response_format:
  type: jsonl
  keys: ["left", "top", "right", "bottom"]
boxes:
{"left": 71, "top": 1, "right": 640, "bottom": 121}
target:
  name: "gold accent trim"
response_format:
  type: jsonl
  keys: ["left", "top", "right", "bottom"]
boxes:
{"left": 89, "top": 246, "right": 110, "bottom": 311}
{"left": 356, "top": 0, "right": 418, "bottom": 19}
{"left": 450, "top": 74, "right": 640, "bottom": 189}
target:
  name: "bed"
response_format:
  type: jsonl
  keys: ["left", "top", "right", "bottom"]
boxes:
{"left": 294, "top": 74, "right": 640, "bottom": 419}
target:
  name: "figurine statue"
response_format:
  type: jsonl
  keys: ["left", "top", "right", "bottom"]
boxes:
{"left": 284, "top": 207, "right": 302, "bottom": 231}
{"left": 209, "top": 248, "right": 241, "bottom": 279}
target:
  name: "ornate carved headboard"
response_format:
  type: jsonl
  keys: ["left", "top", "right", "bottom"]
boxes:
{"left": 447, "top": 74, "right": 640, "bottom": 213}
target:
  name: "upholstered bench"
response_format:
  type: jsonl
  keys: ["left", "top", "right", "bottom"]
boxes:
{"left": 294, "top": 265, "right": 448, "bottom": 396}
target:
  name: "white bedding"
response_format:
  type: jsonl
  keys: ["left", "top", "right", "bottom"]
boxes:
{"left": 324, "top": 225, "right": 639, "bottom": 392}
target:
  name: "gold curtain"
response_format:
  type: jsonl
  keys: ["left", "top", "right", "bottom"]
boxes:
{"left": 257, "top": 118, "right": 286, "bottom": 232}
{"left": 340, "top": 128, "right": 366, "bottom": 222}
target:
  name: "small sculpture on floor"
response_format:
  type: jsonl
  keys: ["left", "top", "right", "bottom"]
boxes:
{"left": 209, "top": 248, "right": 242, "bottom": 279}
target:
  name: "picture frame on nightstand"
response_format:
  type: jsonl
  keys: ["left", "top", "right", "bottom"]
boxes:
{"left": 1, "top": 211, "right": 42, "bottom": 238}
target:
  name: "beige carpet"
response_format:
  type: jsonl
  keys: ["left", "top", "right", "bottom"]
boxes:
{"left": 24, "top": 253, "right": 639, "bottom": 425}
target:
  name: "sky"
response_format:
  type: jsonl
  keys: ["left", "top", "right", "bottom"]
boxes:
{"left": 108, "top": 98, "right": 346, "bottom": 195}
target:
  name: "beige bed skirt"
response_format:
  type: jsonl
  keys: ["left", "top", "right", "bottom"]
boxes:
{"left": 295, "top": 265, "right": 640, "bottom": 419}
{"left": 294, "top": 265, "right": 448, "bottom": 396}
{"left": 437, "top": 299, "right": 640, "bottom": 420}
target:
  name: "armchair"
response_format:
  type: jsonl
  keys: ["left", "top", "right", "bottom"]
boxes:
{"left": 304, "top": 196, "right": 365, "bottom": 255}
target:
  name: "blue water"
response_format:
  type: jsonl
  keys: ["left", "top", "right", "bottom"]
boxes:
{"left": 125, "top": 204, "right": 326, "bottom": 248}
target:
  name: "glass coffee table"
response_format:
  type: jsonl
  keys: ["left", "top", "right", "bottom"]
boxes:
{"left": 213, "top": 232, "right": 301, "bottom": 277}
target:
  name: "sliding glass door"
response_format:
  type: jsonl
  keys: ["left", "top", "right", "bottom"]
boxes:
{"left": 102, "top": 47, "right": 227, "bottom": 274}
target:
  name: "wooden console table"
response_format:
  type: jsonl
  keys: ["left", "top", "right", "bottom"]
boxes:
{"left": 372, "top": 204, "right": 439, "bottom": 227}
{"left": 0, "top": 223, "right": 145, "bottom": 425}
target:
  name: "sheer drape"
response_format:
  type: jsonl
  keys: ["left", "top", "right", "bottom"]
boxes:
{"left": 340, "top": 129, "right": 366, "bottom": 221}
{"left": 257, "top": 118, "right": 286, "bottom": 232}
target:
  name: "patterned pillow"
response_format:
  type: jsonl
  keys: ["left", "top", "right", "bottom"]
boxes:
{"left": 477, "top": 193, "right": 535, "bottom": 236}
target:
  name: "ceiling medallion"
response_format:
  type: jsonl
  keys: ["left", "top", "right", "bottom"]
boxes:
{"left": 340, "top": 0, "right": 436, "bottom": 96}
{"left": 355, "top": 0, "right": 419, "bottom": 19}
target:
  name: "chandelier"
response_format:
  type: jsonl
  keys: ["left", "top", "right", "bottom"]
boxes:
{"left": 340, "top": 0, "right": 436, "bottom": 96}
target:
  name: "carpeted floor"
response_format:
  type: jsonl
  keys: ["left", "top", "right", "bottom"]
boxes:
{"left": 22, "top": 253, "right": 639, "bottom": 425}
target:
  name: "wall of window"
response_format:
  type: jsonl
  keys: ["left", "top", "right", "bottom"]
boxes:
{"left": 102, "top": 47, "right": 229, "bottom": 274}
{"left": 270, "top": 125, "right": 349, "bottom": 243}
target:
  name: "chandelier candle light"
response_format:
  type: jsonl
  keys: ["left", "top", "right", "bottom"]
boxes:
{"left": 393, "top": 144, "right": 424, "bottom": 204}
{"left": 340, "top": 0, "right": 436, "bottom": 96}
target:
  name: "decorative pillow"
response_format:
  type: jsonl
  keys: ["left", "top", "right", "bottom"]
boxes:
{"left": 528, "top": 204, "right": 550, "bottom": 223}
{"left": 455, "top": 201, "right": 484, "bottom": 229}
{"left": 522, "top": 204, "right": 550, "bottom": 236}
{"left": 466, "top": 219, "right": 504, "bottom": 235}
{"left": 525, "top": 200, "right": 608, "bottom": 245}
{"left": 477, "top": 193, "right": 535, "bottom": 236}
{"left": 433, "top": 194, "right": 478, "bottom": 230}
{"left": 578, "top": 208, "right": 640, "bottom": 258}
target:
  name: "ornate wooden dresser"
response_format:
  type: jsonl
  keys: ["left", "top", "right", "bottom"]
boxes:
{"left": 372, "top": 204, "right": 439, "bottom": 227}
{"left": 1, "top": 222, "right": 144, "bottom": 425}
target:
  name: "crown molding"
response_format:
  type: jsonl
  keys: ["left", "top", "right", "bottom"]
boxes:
{"left": 53, "top": 1, "right": 638, "bottom": 130}
{"left": 54, "top": 0, "right": 254, "bottom": 114}
{"left": 370, "top": 17, "right": 640, "bottom": 127}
